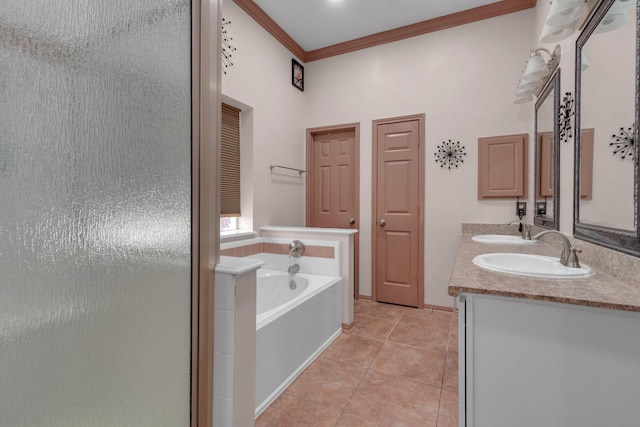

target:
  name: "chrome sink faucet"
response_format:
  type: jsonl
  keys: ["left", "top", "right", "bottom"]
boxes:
{"left": 531, "top": 230, "right": 582, "bottom": 268}
{"left": 507, "top": 220, "right": 531, "bottom": 240}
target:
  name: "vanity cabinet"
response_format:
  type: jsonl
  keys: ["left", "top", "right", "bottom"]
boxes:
{"left": 458, "top": 294, "right": 640, "bottom": 427}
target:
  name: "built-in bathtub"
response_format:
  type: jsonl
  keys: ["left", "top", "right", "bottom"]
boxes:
{"left": 255, "top": 268, "right": 342, "bottom": 417}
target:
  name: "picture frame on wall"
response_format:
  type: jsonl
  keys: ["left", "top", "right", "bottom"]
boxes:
{"left": 292, "top": 58, "right": 304, "bottom": 91}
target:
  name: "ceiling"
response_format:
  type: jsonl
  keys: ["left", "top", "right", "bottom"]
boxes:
{"left": 235, "top": 0, "right": 537, "bottom": 62}
{"left": 253, "top": 0, "right": 498, "bottom": 51}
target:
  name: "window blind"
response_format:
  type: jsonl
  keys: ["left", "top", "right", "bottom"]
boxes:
{"left": 221, "top": 103, "right": 241, "bottom": 216}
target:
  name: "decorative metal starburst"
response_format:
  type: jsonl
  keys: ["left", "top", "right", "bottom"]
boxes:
{"left": 610, "top": 123, "right": 636, "bottom": 159}
{"left": 222, "top": 18, "right": 237, "bottom": 74}
{"left": 558, "top": 91, "right": 574, "bottom": 143}
{"left": 434, "top": 140, "right": 467, "bottom": 170}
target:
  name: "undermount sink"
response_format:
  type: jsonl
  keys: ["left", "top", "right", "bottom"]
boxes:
{"left": 473, "top": 253, "right": 595, "bottom": 278}
{"left": 472, "top": 234, "right": 537, "bottom": 245}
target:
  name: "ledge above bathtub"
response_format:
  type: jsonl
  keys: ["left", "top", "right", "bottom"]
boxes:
{"left": 260, "top": 226, "right": 358, "bottom": 235}
{"left": 216, "top": 256, "right": 265, "bottom": 276}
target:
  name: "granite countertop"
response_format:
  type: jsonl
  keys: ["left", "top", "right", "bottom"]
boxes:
{"left": 448, "top": 234, "right": 640, "bottom": 312}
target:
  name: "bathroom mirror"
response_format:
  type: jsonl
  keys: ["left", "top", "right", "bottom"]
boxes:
{"left": 574, "top": 0, "right": 640, "bottom": 256}
{"left": 534, "top": 69, "right": 561, "bottom": 230}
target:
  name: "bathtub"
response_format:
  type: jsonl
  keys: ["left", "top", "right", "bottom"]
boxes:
{"left": 255, "top": 268, "right": 343, "bottom": 417}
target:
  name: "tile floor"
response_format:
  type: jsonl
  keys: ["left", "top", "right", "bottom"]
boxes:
{"left": 256, "top": 300, "right": 459, "bottom": 427}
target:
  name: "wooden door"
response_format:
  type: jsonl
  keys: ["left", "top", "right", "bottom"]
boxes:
{"left": 373, "top": 115, "right": 424, "bottom": 308}
{"left": 306, "top": 124, "right": 359, "bottom": 295}
{"left": 308, "top": 128, "right": 358, "bottom": 228}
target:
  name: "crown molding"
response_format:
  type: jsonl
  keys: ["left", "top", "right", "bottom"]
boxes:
{"left": 233, "top": 0, "right": 537, "bottom": 63}
{"left": 232, "top": 0, "right": 306, "bottom": 61}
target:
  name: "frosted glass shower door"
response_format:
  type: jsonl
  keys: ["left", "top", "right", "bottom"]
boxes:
{"left": 1, "top": 1, "right": 193, "bottom": 425}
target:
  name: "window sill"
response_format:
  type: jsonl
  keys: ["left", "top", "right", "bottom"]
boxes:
{"left": 220, "top": 230, "right": 257, "bottom": 243}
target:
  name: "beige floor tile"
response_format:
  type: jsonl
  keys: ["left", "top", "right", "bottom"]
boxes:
{"left": 355, "top": 301, "right": 406, "bottom": 320}
{"left": 370, "top": 341, "right": 446, "bottom": 388}
{"left": 287, "top": 357, "right": 367, "bottom": 410}
{"left": 351, "top": 314, "right": 398, "bottom": 341}
{"left": 321, "top": 333, "right": 385, "bottom": 369}
{"left": 354, "top": 299, "right": 367, "bottom": 312}
{"left": 259, "top": 302, "right": 460, "bottom": 427}
{"left": 387, "top": 315, "right": 449, "bottom": 352}
{"left": 255, "top": 393, "right": 342, "bottom": 427}
{"left": 401, "top": 309, "right": 453, "bottom": 330}
{"left": 447, "top": 329, "right": 459, "bottom": 355}
{"left": 451, "top": 313, "right": 459, "bottom": 330}
{"left": 335, "top": 413, "right": 387, "bottom": 427}
{"left": 344, "top": 371, "right": 440, "bottom": 427}
{"left": 437, "top": 388, "right": 459, "bottom": 427}
{"left": 442, "top": 354, "right": 458, "bottom": 391}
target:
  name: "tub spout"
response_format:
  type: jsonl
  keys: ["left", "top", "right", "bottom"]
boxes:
{"left": 289, "top": 240, "right": 305, "bottom": 258}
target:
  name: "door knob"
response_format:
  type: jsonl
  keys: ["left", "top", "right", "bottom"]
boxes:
{"left": 379, "top": 218, "right": 386, "bottom": 226}
{"left": 348, "top": 217, "right": 356, "bottom": 225}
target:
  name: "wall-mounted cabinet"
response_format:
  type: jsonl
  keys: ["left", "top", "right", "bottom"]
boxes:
{"left": 477, "top": 134, "right": 528, "bottom": 199}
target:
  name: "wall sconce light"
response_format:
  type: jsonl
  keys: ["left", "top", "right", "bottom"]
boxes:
{"left": 514, "top": 45, "right": 561, "bottom": 104}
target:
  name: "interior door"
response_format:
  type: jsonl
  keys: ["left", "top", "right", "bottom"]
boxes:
{"left": 373, "top": 115, "right": 424, "bottom": 308}
{"left": 306, "top": 124, "right": 359, "bottom": 295}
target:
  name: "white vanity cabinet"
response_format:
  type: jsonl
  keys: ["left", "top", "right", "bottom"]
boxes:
{"left": 458, "top": 294, "right": 640, "bottom": 427}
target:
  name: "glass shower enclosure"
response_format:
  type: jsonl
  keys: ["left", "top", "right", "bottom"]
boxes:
{"left": 1, "top": 1, "right": 196, "bottom": 424}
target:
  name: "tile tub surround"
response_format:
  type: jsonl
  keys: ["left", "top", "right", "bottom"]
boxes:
{"left": 448, "top": 233, "right": 640, "bottom": 312}
{"left": 220, "top": 236, "right": 341, "bottom": 278}
{"left": 221, "top": 240, "right": 335, "bottom": 259}
{"left": 214, "top": 257, "right": 265, "bottom": 427}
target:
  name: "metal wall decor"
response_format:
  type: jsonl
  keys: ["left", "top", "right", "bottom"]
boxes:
{"left": 558, "top": 91, "right": 574, "bottom": 143}
{"left": 610, "top": 123, "right": 636, "bottom": 159}
{"left": 222, "top": 18, "right": 236, "bottom": 74}
{"left": 434, "top": 140, "right": 467, "bottom": 169}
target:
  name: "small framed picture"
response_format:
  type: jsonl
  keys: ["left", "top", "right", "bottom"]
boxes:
{"left": 292, "top": 58, "right": 304, "bottom": 91}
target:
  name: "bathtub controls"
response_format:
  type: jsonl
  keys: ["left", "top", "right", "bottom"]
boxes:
{"left": 289, "top": 280, "right": 297, "bottom": 290}
{"left": 287, "top": 264, "right": 300, "bottom": 274}
{"left": 378, "top": 218, "right": 386, "bottom": 226}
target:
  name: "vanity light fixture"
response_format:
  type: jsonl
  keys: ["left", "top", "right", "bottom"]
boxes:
{"left": 540, "top": 0, "right": 601, "bottom": 43}
{"left": 540, "top": 0, "right": 584, "bottom": 43}
{"left": 594, "top": 0, "right": 635, "bottom": 34}
{"left": 513, "top": 45, "right": 561, "bottom": 104}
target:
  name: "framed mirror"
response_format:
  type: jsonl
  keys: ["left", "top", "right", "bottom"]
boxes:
{"left": 535, "top": 69, "right": 561, "bottom": 230}
{"left": 574, "top": 0, "right": 640, "bottom": 256}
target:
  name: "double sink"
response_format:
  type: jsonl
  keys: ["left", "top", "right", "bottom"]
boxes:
{"left": 471, "top": 234, "right": 594, "bottom": 279}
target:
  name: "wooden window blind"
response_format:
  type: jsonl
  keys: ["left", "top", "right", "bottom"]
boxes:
{"left": 221, "top": 103, "right": 241, "bottom": 216}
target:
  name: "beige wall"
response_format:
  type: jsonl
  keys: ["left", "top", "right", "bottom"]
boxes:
{"left": 306, "top": 11, "right": 535, "bottom": 307}
{"left": 222, "top": 0, "right": 307, "bottom": 230}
